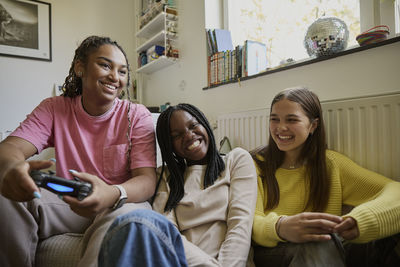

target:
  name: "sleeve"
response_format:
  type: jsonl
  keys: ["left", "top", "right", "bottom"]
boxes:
{"left": 251, "top": 158, "right": 285, "bottom": 248}
{"left": 130, "top": 104, "right": 156, "bottom": 169}
{"left": 10, "top": 98, "right": 54, "bottom": 153}
{"left": 152, "top": 171, "right": 174, "bottom": 223}
{"left": 217, "top": 148, "right": 258, "bottom": 267}
{"left": 180, "top": 235, "right": 221, "bottom": 267}
{"left": 334, "top": 152, "right": 400, "bottom": 243}
{"left": 152, "top": 171, "right": 220, "bottom": 266}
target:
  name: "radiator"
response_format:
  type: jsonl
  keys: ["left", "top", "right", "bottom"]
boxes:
{"left": 216, "top": 108, "right": 269, "bottom": 152}
{"left": 216, "top": 92, "right": 400, "bottom": 180}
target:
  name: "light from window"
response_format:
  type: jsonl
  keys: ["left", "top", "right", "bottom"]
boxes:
{"left": 226, "top": 0, "right": 360, "bottom": 68}
{"left": 396, "top": 0, "right": 400, "bottom": 33}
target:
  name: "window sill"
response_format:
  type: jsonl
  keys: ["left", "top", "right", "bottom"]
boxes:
{"left": 202, "top": 35, "right": 400, "bottom": 91}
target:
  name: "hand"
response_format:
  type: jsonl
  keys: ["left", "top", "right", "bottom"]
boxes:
{"left": 278, "top": 212, "right": 343, "bottom": 243}
{"left": 0, "top": 160, "right": 54, "bottom": 202}
{"left": 333, "top": 217, "right": 359, "bottom": 240}
{"left": 62, "top": 170, "right": 119, "bottom": 218}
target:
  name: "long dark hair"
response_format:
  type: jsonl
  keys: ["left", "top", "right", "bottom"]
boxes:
{"left": 156, "top": 103, "right": 225, "bottom": 212}
{"left": 62, "top": 35, "right": 131, "bottom": 97}
{"left": 252, "top": 87, "right": 329, "bottom": 211}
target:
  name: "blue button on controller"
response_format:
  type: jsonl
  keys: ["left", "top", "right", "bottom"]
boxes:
{"left": 47, "top": 183, "right": 74, "bottom": 192}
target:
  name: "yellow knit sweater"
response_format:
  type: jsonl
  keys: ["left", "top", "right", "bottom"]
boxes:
{"left": 252, "top": 150, "right": 400, "bottom": 247}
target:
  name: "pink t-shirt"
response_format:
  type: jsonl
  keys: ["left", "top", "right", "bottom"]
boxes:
{"left": 11, "top": 95, "right": 156, "bottom": 185}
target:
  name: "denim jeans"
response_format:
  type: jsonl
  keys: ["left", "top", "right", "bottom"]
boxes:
{"left": 98, "top": 209, "right": 187, "bottom": 267}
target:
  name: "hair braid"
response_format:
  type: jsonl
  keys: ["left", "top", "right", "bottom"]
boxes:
{"left": 61, "top": 35, "right": 134, "bottom": 174}
{"left": 62, "top": 35, "right": 131, "bottom": 97}
{"left": 156, "top": 103, "right": 225, "bottom": 212}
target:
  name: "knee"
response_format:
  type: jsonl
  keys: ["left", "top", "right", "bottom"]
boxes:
{"left": 110, "top": 209, "right": 171, "bottom": 231}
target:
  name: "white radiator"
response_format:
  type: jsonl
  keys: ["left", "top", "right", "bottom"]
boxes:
{"left": 216, "top": 92, "right": 400, "bottom": 180}
{"left": 216, "top": 108, "right": 269, "bottom": 152}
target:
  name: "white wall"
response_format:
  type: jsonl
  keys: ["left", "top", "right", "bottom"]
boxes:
{"left": 1, "top": 0, "right": 399, "bottom": 141}
{"left": 140, "top": 0, "right": 400, "bottom": 126}
{"left": 0, "top": 0, "right": 136, "bottom": 136}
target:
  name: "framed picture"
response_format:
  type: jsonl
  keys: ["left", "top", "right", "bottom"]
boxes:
{"left": 0, "top": 0, "right": 51, "bottom": 61}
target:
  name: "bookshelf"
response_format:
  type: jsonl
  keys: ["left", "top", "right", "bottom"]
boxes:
{"left": 136, "top": 55, "right": 177, "bottom": 74}
{"left": 135, "top": 4, "right": 178, "bottom": 74}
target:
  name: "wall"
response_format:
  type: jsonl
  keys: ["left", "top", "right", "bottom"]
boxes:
{"left": 0, "top": 0, "right": 136, "bottom": 136}
{"left": 1, "top": 0, "right": 399, "bottom": 142}
{"left": 140, "top": 0, "right": 400, "bottom": 127}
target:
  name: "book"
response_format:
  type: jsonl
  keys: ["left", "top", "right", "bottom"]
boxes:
{"left": 213, "top": 29, "right": 234, "bottom": 52}
{"left": 205, "top": 29, "right": 217, "bottom": 56}
{"left": 209, "top": 29, "right": 217, "bottom": 54}
{"left": 205, "top": 30, "right": 212, "bottom": 56}
{"left": 235, "top": 45, "right": 242, "bottom": 79}
{"left": 245, "top": 40, "right": 268, "bottom": 76}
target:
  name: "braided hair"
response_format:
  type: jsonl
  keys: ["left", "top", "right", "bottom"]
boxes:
{"left": 62, "top": 35, "right": 134, "bottom": 172}
{"left": 156, "top": 103, "right": 225, "bottom": 212}
{"left": 62, "top": 35, "right": 131, "bottom": 97}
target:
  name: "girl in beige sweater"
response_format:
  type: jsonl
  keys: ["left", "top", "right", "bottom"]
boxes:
{"left": 153, "top": 103, "right": 257, "bottom": 267}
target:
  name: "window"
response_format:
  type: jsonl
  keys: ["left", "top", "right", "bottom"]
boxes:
{"left": 204, "top": 0, "right": 400, "bottom": 70}
{"left": 225, "top": 0, "right": 360, "bottom": 68}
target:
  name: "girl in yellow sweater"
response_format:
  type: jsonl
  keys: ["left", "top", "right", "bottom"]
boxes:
{"left": 251, "top": 87, "right": 400, "bottom": 266}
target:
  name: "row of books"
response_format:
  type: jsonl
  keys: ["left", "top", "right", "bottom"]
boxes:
{"left": 207, "top": 40, "right": 268, "bottom": 87}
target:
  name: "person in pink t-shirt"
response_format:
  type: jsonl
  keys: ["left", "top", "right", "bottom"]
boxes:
{"left": 0, "top": 36, "right": 164, "bottom": 266}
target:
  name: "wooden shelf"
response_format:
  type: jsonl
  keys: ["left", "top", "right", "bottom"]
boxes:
{"left": 136, "top": 56, "right": 177, "bottom": 74}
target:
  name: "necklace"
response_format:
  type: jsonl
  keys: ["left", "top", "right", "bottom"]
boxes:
{"left": 287, "top": 160, "right": 300, "bottom": 169}
{"left": 285, "top": 156, "right": 303, "bottom": 169}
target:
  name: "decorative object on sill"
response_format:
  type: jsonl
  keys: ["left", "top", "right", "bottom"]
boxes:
{"left": 277, "top": 58, "right": 295, "bottom": 68}
{"left": 304, "top": 17, "right": 349, "bottom": 57}
{"left": 356, "top": 25, "right": 389, "bottom": 47}
{"left": 219, "top": 136, "right": 232, "bottom": 155}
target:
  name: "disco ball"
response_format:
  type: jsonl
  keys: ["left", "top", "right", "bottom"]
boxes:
{"left": 304, "top": 17, "right": 349, "bottom": 57}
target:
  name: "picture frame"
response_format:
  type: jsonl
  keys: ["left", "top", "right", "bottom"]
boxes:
{"left": 0, "top": 0, "right": 52, "bottom": 61}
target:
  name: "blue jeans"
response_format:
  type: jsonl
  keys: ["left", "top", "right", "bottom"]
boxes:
{"left": 98, "top": 209, "right": 187, "bottom": 267}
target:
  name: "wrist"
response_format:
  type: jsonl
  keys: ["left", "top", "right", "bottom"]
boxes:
{"left": 111, "top": 184, "right": 127, "bottom": 210}
{"left": 276, "top": 216, "right": 287, "bottom": 241}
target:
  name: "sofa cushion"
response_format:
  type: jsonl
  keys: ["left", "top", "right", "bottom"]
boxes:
{"left": 35, "top": 233, "right": 83, "bottom": 267}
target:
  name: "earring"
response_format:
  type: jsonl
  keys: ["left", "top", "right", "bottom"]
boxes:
{"left": 77, "top": 71, "right": 82, "bottom": 77}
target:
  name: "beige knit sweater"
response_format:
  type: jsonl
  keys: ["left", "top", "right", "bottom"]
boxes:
{"left": 153, "top": 147, "right": 257, "bottom": 267}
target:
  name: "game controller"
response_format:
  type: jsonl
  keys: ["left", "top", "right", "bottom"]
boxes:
{"left": 30, "top": 170, "right": 92, "bottom": 200}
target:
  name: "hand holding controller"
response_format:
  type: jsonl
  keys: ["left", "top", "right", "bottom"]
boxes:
{"left": 30, "top": 170, "right": 92, "bottom": 200}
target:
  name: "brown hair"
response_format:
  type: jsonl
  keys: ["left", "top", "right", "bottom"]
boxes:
{"left": 252, "top": 87, "right": 329, "bottom": 211}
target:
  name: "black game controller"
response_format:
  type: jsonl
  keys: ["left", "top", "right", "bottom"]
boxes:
{"left": 30, "top": 170, "right": 92, "bottom": 200}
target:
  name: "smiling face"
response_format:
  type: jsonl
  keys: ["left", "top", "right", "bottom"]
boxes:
{"left": 170, "top": 110, "right": 210, "bottom": 165}
{"left": 269, "top": 98, "right": 318, "bottom": 159}
{"left": 75, "top": 44, "right": 128, "bottom": 115}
